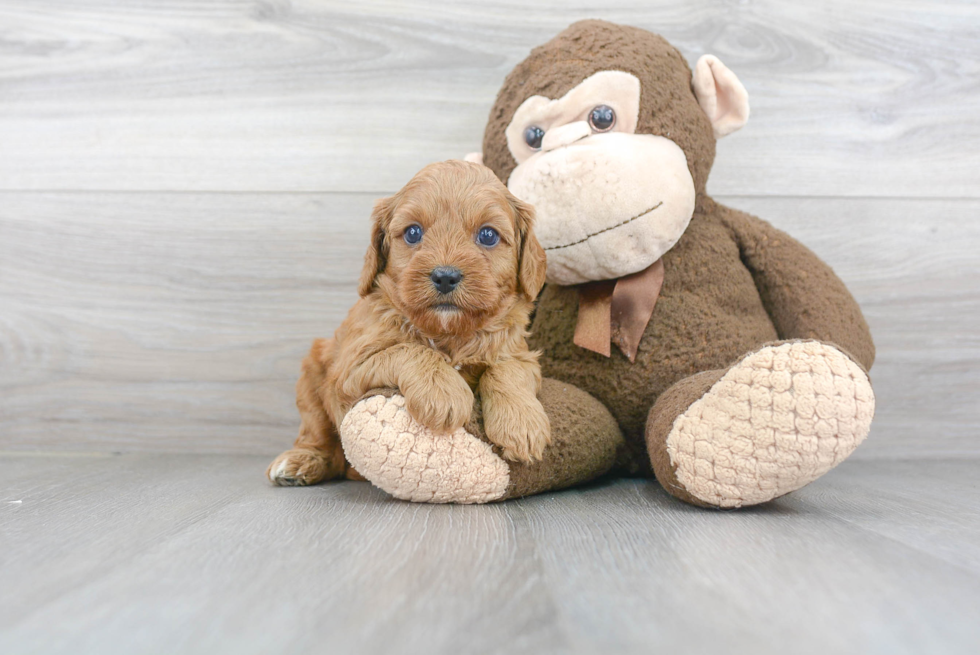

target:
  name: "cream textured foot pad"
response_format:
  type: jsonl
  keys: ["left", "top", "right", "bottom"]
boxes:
{"left": 340, "top": 394, "right": 510, "bottom": 504}
{"left": 666, "top": 342, "right": 875, "bottom": 508}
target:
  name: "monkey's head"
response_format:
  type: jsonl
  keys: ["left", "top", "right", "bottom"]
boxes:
{"left": 478, "top": 20, "right": 749, "bottom": 286}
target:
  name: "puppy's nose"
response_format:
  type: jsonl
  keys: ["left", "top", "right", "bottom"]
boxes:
{"left": 430, "top": 267, "right": 463, "bottom": 295}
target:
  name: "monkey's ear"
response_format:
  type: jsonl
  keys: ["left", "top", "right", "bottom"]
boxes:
{"left": 358, "top": 196, "right": 394, "bottom": 297}
{"left": 693, "top": 55, "right": 750, "bottom": 139}
{"left": 512, "top": 196, "right": 547, "bottom": 302}
{"left": 463, "top": 152, "right": 484, "bottom": 165}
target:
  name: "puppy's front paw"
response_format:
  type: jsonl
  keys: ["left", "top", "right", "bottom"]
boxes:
{"left": 403, "top": 371, "right": 475, "bottom": 435}
{"left": 484, "top": 396, "right": 552, "bottom": 463}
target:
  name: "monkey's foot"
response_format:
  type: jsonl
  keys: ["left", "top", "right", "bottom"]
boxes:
{"left": 649, "top": 341, "right": 875, "bottom": 508}
{"left": 339, "top": 394, "right": 510, "bottom": 504}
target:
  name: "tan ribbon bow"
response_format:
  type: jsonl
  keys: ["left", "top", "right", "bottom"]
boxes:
{"left": 572, "top": 259, "right": 665, "bottom": 363}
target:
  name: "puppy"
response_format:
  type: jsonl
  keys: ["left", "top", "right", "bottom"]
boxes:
{"left": 267, "top": 160, "right": 550, "bottom": 486}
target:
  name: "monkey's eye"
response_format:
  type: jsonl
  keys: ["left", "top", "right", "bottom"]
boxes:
{"left": 403, "top": 224, "right": 423, "bottom": 245}
{"left": 477, "top": 226, "right": 500, "bottom": 247}
{"left": 588, "top": 105, "right": 616, "bottom": 132}
{"left": 524, "top": 126, "right": 545, "bottom": 149}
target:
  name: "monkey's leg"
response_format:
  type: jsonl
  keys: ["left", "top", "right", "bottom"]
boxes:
{"left": 646, "top": 340, "right": 874, "bottom": 508}
{"left": 339, "top": 379, "right": 624, "bottom": 503}
{"left": 267, "top": 339, "right": 348, "bottom": 486}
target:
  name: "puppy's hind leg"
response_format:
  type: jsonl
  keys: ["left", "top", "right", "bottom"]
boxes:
{"left": 268, "top": 339, "right": 348, "bottom": 486}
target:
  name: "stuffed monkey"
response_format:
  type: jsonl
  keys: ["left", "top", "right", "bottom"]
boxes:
{"left": 339, "top": 20, "right": 876, "bottom": 508}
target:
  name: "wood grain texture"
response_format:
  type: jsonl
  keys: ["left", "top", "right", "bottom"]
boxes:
{"left": 2, "top": 193, "right": 977, "bottom": 458}
{"left": 0, "top": 192, "right": 370, "bottom": 454}
{"left": 2, "top": 454, "right": 979, "bottom": 654}
{"left": 0, "top": 0, "right": 977, "bottom": 196}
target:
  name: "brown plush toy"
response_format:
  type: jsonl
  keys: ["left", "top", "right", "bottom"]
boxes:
{"left": 340, "top": 20, "right": 875, "bottom": 507}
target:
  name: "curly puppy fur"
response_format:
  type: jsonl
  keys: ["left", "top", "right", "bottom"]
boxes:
{"left": 267, "top": 160, "right": 550, "bottom": 486}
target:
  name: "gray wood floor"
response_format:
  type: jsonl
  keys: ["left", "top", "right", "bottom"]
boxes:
{"left": 2, "top": 453, "right": 979, "bottom": 655}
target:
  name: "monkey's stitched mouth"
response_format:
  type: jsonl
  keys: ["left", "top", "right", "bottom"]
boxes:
{"left": 543, "top": 202, "right": 663, "bottom": 251}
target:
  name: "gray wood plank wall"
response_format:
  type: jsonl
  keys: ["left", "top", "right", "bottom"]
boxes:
{"left": 2, "top": 1, "right": 978, "bottom": 459}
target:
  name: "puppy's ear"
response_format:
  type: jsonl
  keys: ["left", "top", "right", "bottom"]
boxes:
{"left": 358, "top": 196, "right": 394, "bottom": 298}
{"left": 511, "top": 196, "right": 547, "bottom": 302}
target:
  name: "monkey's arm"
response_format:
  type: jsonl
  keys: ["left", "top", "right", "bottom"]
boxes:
{"left": 721, "top": 207, "right": 875, "bottom": 371}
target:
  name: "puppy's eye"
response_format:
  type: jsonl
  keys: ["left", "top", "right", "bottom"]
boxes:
{"left": 588, "top": 105, "right": 615, "bottom": 132}
{"left": 403, "top": 224, "right": 423, "bottom": 245}
{"left": 477, "top": 226, "right": 500, "bottom": 247}
{"left": 524, "top": 126, "right": 545, "bottom": 150}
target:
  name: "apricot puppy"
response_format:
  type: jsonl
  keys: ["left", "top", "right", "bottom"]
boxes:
{"left": 267, "top": 160, "right": 550, "bottom": 486}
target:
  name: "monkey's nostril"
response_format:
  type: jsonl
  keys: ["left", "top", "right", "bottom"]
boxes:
{"left": 430, "top": 267, "right": 463, "bottom": 295}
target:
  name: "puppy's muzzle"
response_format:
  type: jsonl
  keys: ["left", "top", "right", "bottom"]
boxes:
{"left": 430, "top": 266, "right": 463, "bottom": 295}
